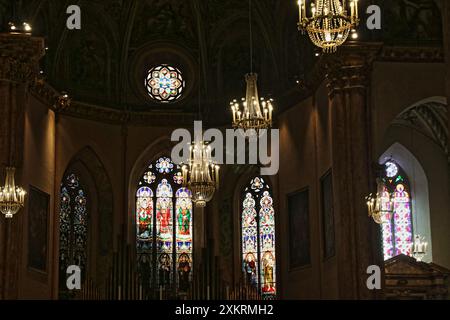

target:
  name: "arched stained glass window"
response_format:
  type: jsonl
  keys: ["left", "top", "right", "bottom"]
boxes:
{"left": 145, "top": 65, "right": 185, "bottom": 102}
{"left": 175, "top": 188, "right": 193, "bottom": 292}
{"left": 136, "top": 157, "right": 193, "bottom": 294}
{"left": 381, "top": 161, "right": 413, "bottom": 260}
{"left": 59, "top": 173, "right": 88, "bottom": 298}
{"left": 241, "top": 177, "right": 276, "bottom": 299}
{"left": 156, "top": 179, "right": 174, "bottom": 286}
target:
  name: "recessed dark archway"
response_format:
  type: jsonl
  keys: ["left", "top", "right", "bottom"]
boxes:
{"left": 57, "top": 146, "right": 113, "bottom": 297}
{"left": 379, "top": 96, "right": 450, "bottom": 268}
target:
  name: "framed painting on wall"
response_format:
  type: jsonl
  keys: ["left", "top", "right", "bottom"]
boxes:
{"left": 288, "top": 189, "right": 311, "bottom": 269}
{"left": 27, "top": 186, "right": 50, "bottom": 273}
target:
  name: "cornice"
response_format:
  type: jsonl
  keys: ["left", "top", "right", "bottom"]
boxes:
{"left": 377, "top": 46, "right": 444, "bottom": 63}
{"left": 302, "top": 43, "right": 443, "bottom": 99}
{"left": 23, "top": 38, "right": 444, "bottom": 125}
{"left": 58, "top": 101, "right": 197, "bottom": 127}
{"left": 30, "top": 79, "right": 71, "bottom": 111}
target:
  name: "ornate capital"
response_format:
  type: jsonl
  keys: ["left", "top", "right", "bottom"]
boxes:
{"left": 321, "top": 42, "right": 383, "bottom": 98}
{"left": 0, "top": 33, "right": 45, "bottom": 84}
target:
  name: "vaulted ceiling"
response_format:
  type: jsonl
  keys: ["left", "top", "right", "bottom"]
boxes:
{"left": 0, "top": 0, "right": 443, "bottom": 125}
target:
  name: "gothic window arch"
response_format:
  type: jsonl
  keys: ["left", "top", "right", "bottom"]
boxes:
{"left": 241, "top": 177, "right": 276, "bottom": 299}
{"left": 136, "top": 157, "right": 193, "bottom": 293}
{"left": 381, "top": 161, "right": 414, "bottom": 261}
{"left": 59, "top": 173, "right": 88, "bottom": 298}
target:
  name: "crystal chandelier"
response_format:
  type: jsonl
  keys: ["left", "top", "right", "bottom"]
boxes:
{"left": 0, "top": 167, "right": 26, "bottom": 219}
{"left": 230, "top": 73, "right": 273, "bottom": 131}
{"left": 297, "top": 0, "right": 359, "bottom": 53}
{"left": 366, "top": 178, "right": 393, "bottom": 224}
{"left": 411, "top": 235, "right": 428, "bottom": 262}
{"left": 231, "top": 0, "right": 274, "bottom": 132}
{"left": 182, "top": 141, "right": 220, "bottom": 207}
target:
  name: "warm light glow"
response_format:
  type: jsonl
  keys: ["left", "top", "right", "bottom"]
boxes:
{"left": 366, "top": 179, "right": 393, "bottom": 225}
{"left": 412, "top": 235, "right": 428, "bottom": 262}
{"left": 0, "top": 167, "right": 26, "bottom": 219}
{"left": 8, "top": 21, "right": 32, "bottom": 34}
{"left": 297, "top": 0, "right": 360, "bottom": 53}
{"left": 182, "top": 141, "right": 219, "bottom": 207}
{"left": 23, "top": 22, "right": 32, "bottom": 32}
{"left": 230, "top": 73, "right": 273, "bottom": 132}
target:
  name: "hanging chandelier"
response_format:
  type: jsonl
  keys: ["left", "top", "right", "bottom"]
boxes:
{"left": 230, "top": 0, "right": 274, "bottom": 132}
{"left": 182, "top": 141, "right": 220, "bottom": 207}
{"left": 365, "top": 178, "right": 393, "bottom": 225}
{"left": 230, "top": 73, "right": 273, "bottom": 131}
{"left": 412, "top": 235, "right": 428, "bottom": 262}
{"left": 0, "top": 167, "right": 26, "bottom": 219}
{"left": 297, "top": 0, "right": 359, "bottom": 53}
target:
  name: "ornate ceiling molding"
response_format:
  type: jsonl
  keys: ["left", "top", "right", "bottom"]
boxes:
{"left": 0, "top": 34, "right": 45, "bottom": 84}
{"left": 378, "top": 46, "right": 444, "bottom": 63}
{"left": 308, "top": 44, "right": 443, "bottom": 89}
{"left": 283, "top": 43, "right": 443, "bottom": 113}
{"left": 394, "top": 101, "right": 448, "bottom": 157}
{"left": 29, "top": 76, "right": 195, "bottom": 126}
{"left": 29, "top": 78, "right": 71, "bottom": 111}
{"left": 58, "top": 100, "right": 196, "bottom": 127}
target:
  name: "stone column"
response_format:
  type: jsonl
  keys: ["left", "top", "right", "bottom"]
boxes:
{"left": 193, "top": 205, "right": 205, "bottom": 274}
{"left": 324, "top": 43, "right": 383, "bottom": 299}
{"left": 0, "top": 33, "right": 44, "bottom": 299}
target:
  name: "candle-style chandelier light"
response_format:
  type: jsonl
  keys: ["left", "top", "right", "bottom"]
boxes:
{"left": 0, "top": 167, "right": 26, "bottom": 219}
{"left": 412, "top": 235, "right": 428, "bottom": 262}
{"left": 8, "top": 22, "right": 32, "bottom": 34}
{"left": 7, "top": 1, "right": 32, "bottom": 35}
{"left": 230, "top": 74, "right": 273, "bottom": 131}
{"left": 365, "top": 178, "right": 393, "bottom": 225}
{"left": 297, "top": 0, "right": 359, "bottom": 53}
{"left": 182, "top": 141, "right": 220, "bottom": 208}
{"left": 230, "top": 0, "right": 274, "bottom": 132}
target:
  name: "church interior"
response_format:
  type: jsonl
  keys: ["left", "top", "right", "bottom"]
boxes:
{"left": 0, "top": 0, "right": 450, "bottom": 301}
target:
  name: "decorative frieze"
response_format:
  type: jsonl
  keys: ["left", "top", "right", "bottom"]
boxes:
{"left": 379, "top": 46, "right": 444, "bottom": 63}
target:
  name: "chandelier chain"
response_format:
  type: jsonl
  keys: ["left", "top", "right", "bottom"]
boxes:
{"left": 249, "top": 0, "right": 253, "bottom": 74}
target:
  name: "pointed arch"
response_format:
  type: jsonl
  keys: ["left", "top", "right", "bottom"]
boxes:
{"left": 379, "top": 143, "right": 432, "bottom": 262}
{"left": 133, "top": 146, "right": 194, "bottom": 295}
{"left": 240, "top": 175, "right": 277, "bottom": 299}
{"left": 379, "top": 96, "right": 449, "bottom": 265}
{"left": 57, "top": 146, "right": 113, "bottom": 298}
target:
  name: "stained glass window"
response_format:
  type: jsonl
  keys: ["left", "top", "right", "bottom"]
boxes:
{"left": 59, "top": 173, "right": 88, "bottom": 298}
{"left": 381, "top": 161, "right": 413, "bottom": 260}
{"left": 145, "top": 65, "right": 185, "bottom": 102}
{"left": 136, "top": 157, "right": 193, "bottom": 294}
{"left": 175, "top": 188, "right": 193, "bottom": 292}
{"left": 241, "top": 177, "right": 276, "bottom": 299}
